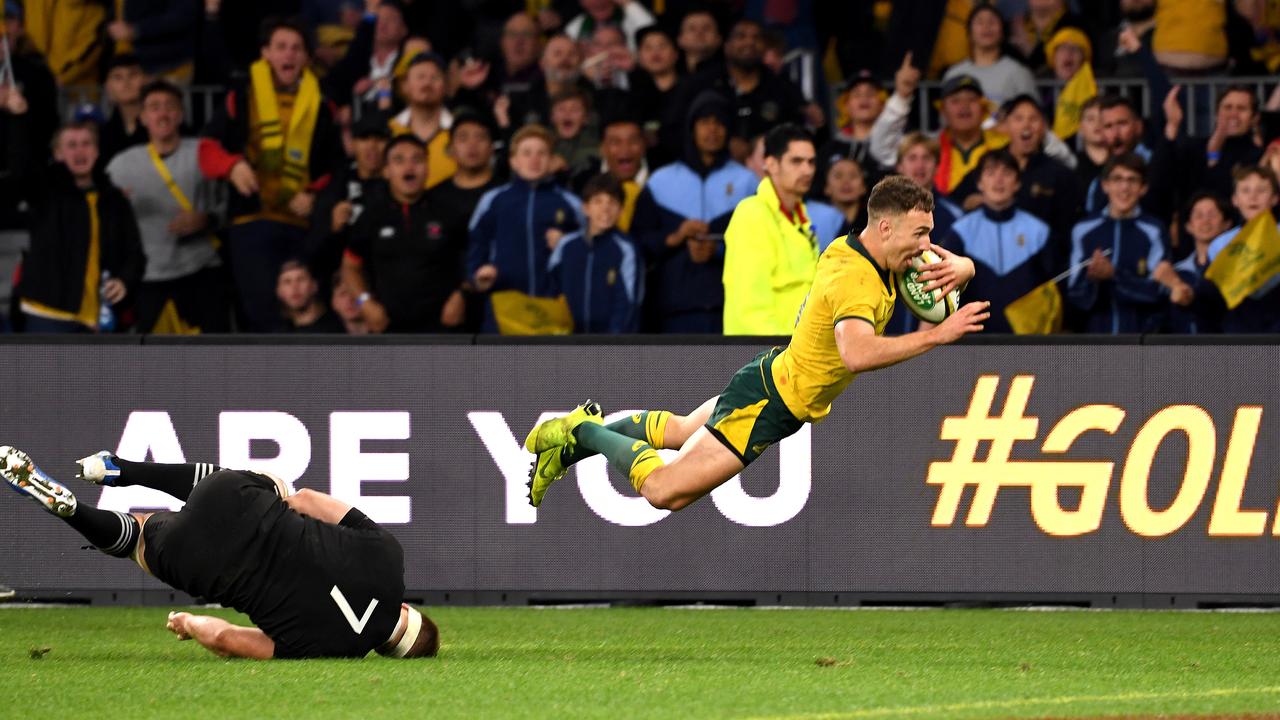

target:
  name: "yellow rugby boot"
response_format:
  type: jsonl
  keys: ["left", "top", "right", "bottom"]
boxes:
{"left": 523, "top": 400, "right": 602, "bottom": 454}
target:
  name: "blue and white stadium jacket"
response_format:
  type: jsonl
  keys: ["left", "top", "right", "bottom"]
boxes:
{"left": 466, "top": 178, "right": 584, "bottom": 297}
{"left": 548, "top": 228, "right": 643, "bottom": 334}
{"left": 942, "top": 205, "right": 1053, "bottom": 334}
{"left": 1067, "top": 209, "right": 1168, "bottom": 334}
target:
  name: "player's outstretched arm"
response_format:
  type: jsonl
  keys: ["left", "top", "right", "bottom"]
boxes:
{"left": 835, "top": 301, "right": 990, "bottom": 373}
{"left": 167, "top": 611, "right": 275, "bottom": 659}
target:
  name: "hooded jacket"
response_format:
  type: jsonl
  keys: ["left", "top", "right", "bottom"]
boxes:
{"left": 630, "top": 91, "right": 758, "bottom": 260}
{"left": 631, "top": 91, "right": 757, "bottom": 331}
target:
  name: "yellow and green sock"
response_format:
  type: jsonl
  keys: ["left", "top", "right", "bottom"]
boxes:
{"left": 561, "top": 410, "right": 671, "bottom": 467}
{"left": 573, "top": 422, "right": 665, "bottom": 491}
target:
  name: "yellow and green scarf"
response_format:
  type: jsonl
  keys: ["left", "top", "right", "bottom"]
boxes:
{"left": 249, "top": 58, "right": 320, "bottom": 200}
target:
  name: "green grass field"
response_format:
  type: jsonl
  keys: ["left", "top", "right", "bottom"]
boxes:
{"left": 2, "top": 606, "right": 1279, "bottom": 718}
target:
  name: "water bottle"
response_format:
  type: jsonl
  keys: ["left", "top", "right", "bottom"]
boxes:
{"left": 98, "top": 270, "right": 115, "bottom": 333}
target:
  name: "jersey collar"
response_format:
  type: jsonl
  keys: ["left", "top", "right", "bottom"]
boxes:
{"left": 846, "top": 235, "right": 892, "bottom": 291}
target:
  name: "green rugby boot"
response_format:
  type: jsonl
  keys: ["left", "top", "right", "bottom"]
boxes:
{"left": 525, "top": 401, "right": 603, "bottom": 507}
{"left": 523, "top": 400, "right": 602, "bottom": 454}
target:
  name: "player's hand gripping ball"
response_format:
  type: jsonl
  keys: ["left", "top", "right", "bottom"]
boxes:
{"left": 896, "top": 249, "right": 961, "bottom": 323}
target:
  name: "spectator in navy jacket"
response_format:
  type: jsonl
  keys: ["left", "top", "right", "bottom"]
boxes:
{"left": 467, "top": 124, "right": 584, "bottom": 328}
{"left": 549, "top": 174, "right": 642, "bottom": 333}
{"left": 1164, "top": 192, "right": 1232, "bottom": 334}
{"left": 1204, "top": 166, "right": 1280, "bottom": 333}
{"left": 942, "top": 150, "right": 1054, "bottom": 334}
{"left": 1068, "top": 154, "right": 1169, "bottom": 334}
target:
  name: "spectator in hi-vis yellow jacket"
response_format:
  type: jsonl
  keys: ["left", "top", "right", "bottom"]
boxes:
{"left": 722, "top": 124, "right": 820, "bottom": 335}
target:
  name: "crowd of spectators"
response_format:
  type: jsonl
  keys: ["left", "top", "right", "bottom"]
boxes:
{"left": 2, "top": 0, "right": 1280, "bottom": 336}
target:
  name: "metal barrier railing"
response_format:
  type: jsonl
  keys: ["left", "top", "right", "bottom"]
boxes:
{"left": 913, "top": 75, "right": 1280, "bottom": 137}
{"left": 58, "top": 74, "right": 1280, "bottom": 138}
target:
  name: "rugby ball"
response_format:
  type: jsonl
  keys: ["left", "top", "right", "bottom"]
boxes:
{"left": 896, "top": 250, "right": 960, "bottom": 324}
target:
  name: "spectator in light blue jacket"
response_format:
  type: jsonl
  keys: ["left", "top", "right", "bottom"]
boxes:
{"left": 942, "top": 150, "right": 1054, "bottom": 334}
{"left": 549, "top": 174, "right": 643, "bottom": 334}
{"left": 1068, "top": 153, "right": 1169, "bottom": 334}
{"left": 467, "top": 124, "right": 584, "bottom": 303}
{"left": 630, "top": 90, "right": 756, "bottom": 330}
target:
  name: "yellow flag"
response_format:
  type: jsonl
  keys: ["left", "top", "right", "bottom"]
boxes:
{"left": 1052, "top": 63, "right": 1097, "bottom": 139}
{"left": 1004, "top": 280, "right": 1063, "bottom": 335}
{"left": 490, "top": 290, "right": 575, "bottom": 335}
{"left": 1205, "top": 210, "right": 1280, "bottom": 309}
{"left": 150, "top": 300, "right": 201, "bottom": 335}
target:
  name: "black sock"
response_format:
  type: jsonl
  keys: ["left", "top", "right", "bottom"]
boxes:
{"left": 63, "top": 506, "right": 139, "bottom": 558}
{"left": 114, "top": 459, "right": 222, "bottom": 502}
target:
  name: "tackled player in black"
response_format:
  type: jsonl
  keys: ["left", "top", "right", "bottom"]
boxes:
{"left": 0, "top": 445, "right": 438, "bottom": 660}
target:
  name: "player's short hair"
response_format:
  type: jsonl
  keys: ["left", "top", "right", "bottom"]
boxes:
{"left": 1232, "top": 164, "right": 1280, "bottom": 196}
{"left": 764, "top": 123, "right": 813, "bottom": 160}
{"left": 867, "top": 175, "right": 934, "bottom": 220}
{"left": 1080, "top": 95, "right": 1104, "bottom": 115}
{"left": 1098, "top": 94, "right": 1138, "bottom": 118}
{"left": 978, "top": 148, "right": 1020, "bottom": 178}
{"left": 581, "top": 173, "right": 625, "bottom": 204}
{"left": 1101, "top": 152, "right": 1147, "bottom": 181}
{"left": 378, "top": 607, "right": 440, "bottom": 659}
{"left": 510, "top": 124, "right": 555, "bottom": 153}
{"left": 897, "top": 132, "right": 940, "bottom": 163}
{"left": 140, "top": 79, "right": 184, "bottom": 107}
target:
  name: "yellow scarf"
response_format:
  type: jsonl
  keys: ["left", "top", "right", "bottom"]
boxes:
{"left": 249, "top": 58, "right": 320, "bottom": 199}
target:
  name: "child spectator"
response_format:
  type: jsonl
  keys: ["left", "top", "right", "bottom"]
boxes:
{"left": 548, "top": 174, "right": 642, "bottom": 333}
{"left": 1163, "top": 192, "right": 1232, "bottom": 334}
{"left": 467, "top": 124, "right": 584, "bottom": 331}
{"left": 1204, "top": 166, "right": 1280, "bottom": 333}
{"left": 943, "top": 150, "right": 1054, "bottom": 334}
{"left": 1068, "top": 154, "right": 1170, "bottom": 334}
